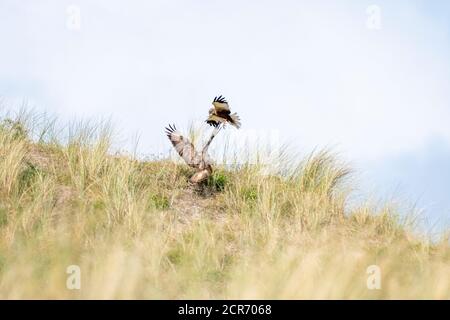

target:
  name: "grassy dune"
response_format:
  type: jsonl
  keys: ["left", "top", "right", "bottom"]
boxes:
{"left": 0, "top": 110, "right": 449, "bottom": 299}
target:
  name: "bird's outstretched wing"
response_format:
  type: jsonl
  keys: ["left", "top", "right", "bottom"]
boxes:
{"left": 206, "top": 114, "right": 227, "bottom": 127}
{"left": 201, "top": 124, "right": 222, "bottom": 158}
{"left": 212, "top": 95, "right": 230, "bottom": 113}
{"left": 165, "top": 124, "right": 200, "bottom": 168}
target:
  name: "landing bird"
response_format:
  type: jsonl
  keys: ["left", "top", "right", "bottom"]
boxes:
{"left": 206, "top": 95, "right": 241, "bottom": 129}
{"left": 165, "top": 124, "right": 222, "bottom": 184}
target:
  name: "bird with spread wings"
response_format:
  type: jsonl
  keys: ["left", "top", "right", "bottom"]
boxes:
{"left": 165, "top": 124, "right": 222, "bottom": 184}
{"left": 206, "top": 95, "right": 241, "bottom": 129}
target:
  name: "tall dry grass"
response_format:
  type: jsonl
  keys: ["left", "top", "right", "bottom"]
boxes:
{"left": 0, "top": 110, "right": 448, "bottom": 299}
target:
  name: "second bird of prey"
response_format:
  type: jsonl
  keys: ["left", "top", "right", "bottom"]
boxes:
{"left": 206, "top": 95, "right": 241, "bottom": 129}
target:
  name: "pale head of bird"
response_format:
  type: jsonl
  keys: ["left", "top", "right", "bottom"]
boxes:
{"left": 208, "top": 107, "right": 215, "bottom": 115}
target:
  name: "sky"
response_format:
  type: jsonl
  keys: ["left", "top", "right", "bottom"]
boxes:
{"left": 0, "top": 0, "right": 449, "bottom": 231}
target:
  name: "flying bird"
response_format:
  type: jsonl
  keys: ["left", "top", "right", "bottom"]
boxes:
{"left": 165, "top": 124, "right": 221, "bottom": 184}
{"left": 206, "top": 95, "right": 241, "bottom": 129}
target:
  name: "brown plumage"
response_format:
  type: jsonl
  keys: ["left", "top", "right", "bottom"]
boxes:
{"left": 165, "top": 124, "right": 221, "bottom": 184}
{"left": 206, "top": 95, "right": 241, "bottom": 129}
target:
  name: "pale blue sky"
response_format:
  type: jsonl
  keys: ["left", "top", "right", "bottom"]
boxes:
{"left": 0, "top": 0, "right": 449, "bottom": 231}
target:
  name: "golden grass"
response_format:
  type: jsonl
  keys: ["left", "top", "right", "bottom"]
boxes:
{"left": 0, "top": 112, "right": 448, "bottom": 299}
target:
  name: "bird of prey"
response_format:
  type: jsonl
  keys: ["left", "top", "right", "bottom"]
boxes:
{"left": 165, "top": 124, "right": 221, "bottom": 184}
{"left": 206, "top": 95, "right": 241, "bottom": 129}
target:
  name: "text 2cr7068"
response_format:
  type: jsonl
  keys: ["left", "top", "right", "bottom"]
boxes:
{"left": 222, "top": 304, "right": 271, "bottom": 315}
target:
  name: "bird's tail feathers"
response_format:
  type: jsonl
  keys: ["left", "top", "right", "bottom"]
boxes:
{"left": 230, "top": 113, "right": 241, "bottom": 129}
